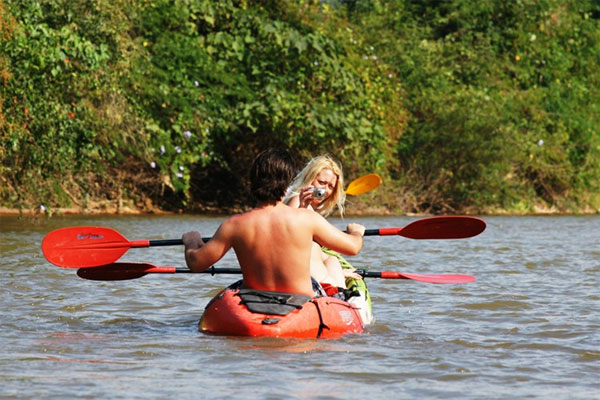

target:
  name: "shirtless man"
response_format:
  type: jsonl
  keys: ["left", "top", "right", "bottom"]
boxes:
{"left": 182, "top": 149, "right": 365, "bottom": 297}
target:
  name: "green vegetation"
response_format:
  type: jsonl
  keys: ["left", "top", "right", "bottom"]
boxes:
{"left": 1, "top": 0, "right": 598, "bottom": 214}
{"left": 349, "top": 0, "right": 600, "bottom": 213}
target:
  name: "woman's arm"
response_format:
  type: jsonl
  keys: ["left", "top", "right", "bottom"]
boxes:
{"left": 286, "top": 194, "right": 301, "bottom": 208}
{"left": 310, "top": 212, "right": 364, "bottom": 256}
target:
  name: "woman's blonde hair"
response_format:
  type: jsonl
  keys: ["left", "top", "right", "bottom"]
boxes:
{"left": 284, "top": 155, "right": 345, "bottom": 217}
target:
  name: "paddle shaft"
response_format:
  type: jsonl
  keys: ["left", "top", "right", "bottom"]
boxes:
{"left": 135, "top": 216, "right": 487, "bottom": 247}
{"left": 153, "top": 231, "right": 408, "bottom": 242}
{"left": 147, "top": 268, "right": 472, "bottom": 282}
{"left": 103, "top": 266, "right": 381, "bottom": 276}
{"left": 141, "top": 239, "right": 184, "bottom": 247}
{"left": 76, "top": 263, "right": 476, "bottom": 284}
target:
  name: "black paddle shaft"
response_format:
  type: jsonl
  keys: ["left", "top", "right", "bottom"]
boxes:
{"left": 148, "top": 238, "right": 212, "bottom": 246}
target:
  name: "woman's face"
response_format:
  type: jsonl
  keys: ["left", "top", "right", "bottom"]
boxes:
{"left": 310, "top": 168, "right": 338, "bottom": 203}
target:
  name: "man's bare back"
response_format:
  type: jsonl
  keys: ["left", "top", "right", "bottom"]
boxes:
{"left": 182, "top": 149, "right": 364, "bottom": 296}
{"left": 183, "top": 202, "right": 364, "bottom": 296}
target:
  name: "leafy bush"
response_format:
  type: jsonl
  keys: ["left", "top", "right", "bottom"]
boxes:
{"left": 342, "top": 0, "right": 600, "bottom": 212}
{"left": 128, "top": 0, "right": 393, "bottom": 207}
{"left": 0, "top": 0, "right": 150, "bottom": 209}
{"left": 1, "top": 0, "right": 598, "bottom": 213}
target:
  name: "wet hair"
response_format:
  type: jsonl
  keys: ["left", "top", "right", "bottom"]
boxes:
{"left": 284, "top": 154, "right": 345, "bottom": 217}
{"left": 250, "top": 149, "right": 297, "bottom": 204}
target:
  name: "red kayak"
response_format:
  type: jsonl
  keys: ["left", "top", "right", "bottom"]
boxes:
{"left": 199, "top": 285, "right": 364, "bottom": 339}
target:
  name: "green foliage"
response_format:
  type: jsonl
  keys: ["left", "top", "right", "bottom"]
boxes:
{"left": 1, "top": 0, "right": 599, "bottom": 213}
{"left": 127, "top": 0, "right": 391, "bottom": 207}
{"left": 342, "top": 0, "right": 600, "bottom": 212}
{"left": 1, "top": 0, "right": 389, "bottom": 210}
{"left": 1, "top": 0, "right": 148, "bottom": 208}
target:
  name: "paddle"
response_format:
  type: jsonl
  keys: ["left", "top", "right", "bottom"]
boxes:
{"left": 42, "top": 226, "right": 189, "bottom": 269}
{"left": 345, "top": 173, "right": 382, "bottom": 195}
{"left": 76, "top": 262, "right": 476, "bottom": 284}
{"left": 365, "top": 216, "right": 486, "bottom": 239}
{"left": 42, "top": 216, "right": 486, "bottom": 268}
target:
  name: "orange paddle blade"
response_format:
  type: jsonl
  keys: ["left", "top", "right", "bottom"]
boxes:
{"left": 345, "top": 174, "right": 382, "bottom": 196}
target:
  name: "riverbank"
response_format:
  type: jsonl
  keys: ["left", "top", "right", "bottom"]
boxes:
{"left": 2, "top": 202, "right": 598, "bottom": 217}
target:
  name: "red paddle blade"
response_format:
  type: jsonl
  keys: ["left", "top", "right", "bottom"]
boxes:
{"left": 77, "top": 262, "right": 177, "bottom": 281}
{"left": 398, "top": 216, "right": 486, "bottom": 239}
{"left": 381, "top": 271, "right": 476, "bottom": 284}
{"left": 42, "top": 226, "right": 133, "bottom": 268}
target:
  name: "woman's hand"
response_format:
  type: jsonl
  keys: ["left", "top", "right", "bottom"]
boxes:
{"left": 346, "top": 223, "right": 366, "bottom": 237}
{"left": 298, "top": 186, "right": 317, "bottom": 208}
{"left": 342, "top": 268, "right": 363, "bottom": 280}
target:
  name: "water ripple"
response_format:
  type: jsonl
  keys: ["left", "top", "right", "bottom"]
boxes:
{"left": 1, "top": 214, "right": 599, "bottom": 399}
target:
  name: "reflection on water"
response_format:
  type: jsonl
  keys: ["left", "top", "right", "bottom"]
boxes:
{"left": 1, "top": 214, "right": 599, "bottom": 399}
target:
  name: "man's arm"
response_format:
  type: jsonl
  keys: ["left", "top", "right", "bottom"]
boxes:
{"left": 182, "top": 222, "right": 233, "bottom": 272}
{"left": 310, "top": 212, "right": 365, "bottom": 256}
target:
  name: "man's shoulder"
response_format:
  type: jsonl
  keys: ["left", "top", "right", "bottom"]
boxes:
{"left": 231, "top": 203, "right": 319, "bottom": 222}
{"left": 278, "top": 204, "right": 318, "bottom": 217}
{"left": 224, "top": 212, "right": 248, "bottom": 226}
{"left": 226, "top": 207, "right": 270, "bottom": 224}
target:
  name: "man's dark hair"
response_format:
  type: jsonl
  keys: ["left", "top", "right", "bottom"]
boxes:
{"left": 250, "top": 149, "right": 296, "bottom": 203}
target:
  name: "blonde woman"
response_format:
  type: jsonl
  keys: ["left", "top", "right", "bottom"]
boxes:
{"left": 284, "top": 155, "right": 363, "bottom": 288}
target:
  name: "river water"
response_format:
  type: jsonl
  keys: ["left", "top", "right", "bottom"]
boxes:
{"left": 1, "top": 214, "right": 598, "bottom": 399}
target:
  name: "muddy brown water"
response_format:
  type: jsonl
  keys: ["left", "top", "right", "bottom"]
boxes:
{"left": 1, "top": 215, "right": 598, "bottom": 399}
